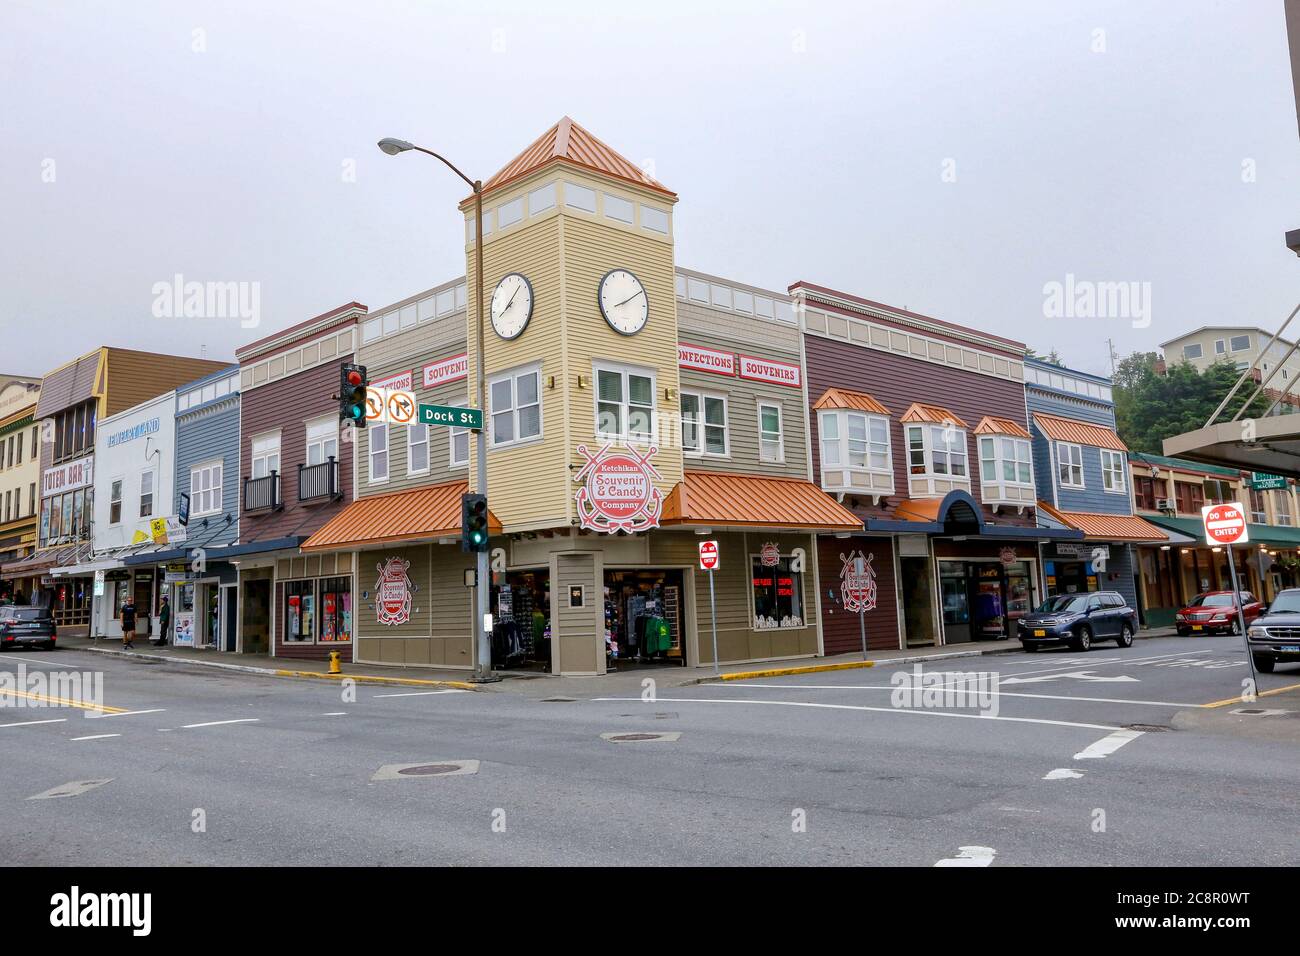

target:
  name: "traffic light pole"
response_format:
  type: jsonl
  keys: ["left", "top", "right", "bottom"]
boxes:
{"left": 472, "top": 183, "right": 494, "bottom": 683}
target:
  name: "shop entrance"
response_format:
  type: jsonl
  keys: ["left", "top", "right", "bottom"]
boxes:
{"left": 1045, "top": 559, "right": 1095, "bottom": 596}
{"left": 491, "top": 568, "right": 551, "bottom": 671}
{"left": 604, "top": 568, "right": 686, "bottom": 669}
{"left": 133, "top": 572, "right": 155, "bottom": 642}
{"left": 939, "top": 559, "right": 1036, "bottom": 643}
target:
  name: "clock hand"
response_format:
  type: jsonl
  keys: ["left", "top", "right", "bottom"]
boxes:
{"left": 504, "top": 285, "right": 521, "bottom": 310}
{"left": 612, "top": 289, "right": 645, "bottom": 308}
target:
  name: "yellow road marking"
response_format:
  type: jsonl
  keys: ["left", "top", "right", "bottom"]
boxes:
{"left": 1200, "top": 682, "right": 1300, "bottom": 709}
{"left": 0, "top": 688, "right": 126, "bottom": 714}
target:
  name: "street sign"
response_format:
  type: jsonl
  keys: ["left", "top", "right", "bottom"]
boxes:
{"left": 698, "top": 539, "right": 719, "bottom": 571}
{"left": 386, "top": 390, "right": 417, "bottom": 425}
{"left": 365, "top": 386, "right": 388, "bottom": 423}
{"left": 1250, "top": 472, "right": 1288, "bottom": 490}
{"left": 418, "top": 403, "right": 483, "bottom": 430}
{"left": 1202, "top": 501, "right": 1248, "bottom": 545}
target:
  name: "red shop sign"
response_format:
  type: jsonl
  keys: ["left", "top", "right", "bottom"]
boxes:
{"left": 573, "top": 443, "right": 663, "bottom": 534}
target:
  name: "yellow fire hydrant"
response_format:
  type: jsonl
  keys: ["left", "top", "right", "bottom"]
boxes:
{"left": 328, "top": 651, "right": 342, "bottom": 675}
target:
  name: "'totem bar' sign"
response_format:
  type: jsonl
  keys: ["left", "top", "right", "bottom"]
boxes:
{"left": 1202, "top": 501, "right": 1248, "bottom": 546}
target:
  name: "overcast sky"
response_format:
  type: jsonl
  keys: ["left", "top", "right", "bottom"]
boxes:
{"left": 2, "top": 0, "right": 1297, "bottom": 380}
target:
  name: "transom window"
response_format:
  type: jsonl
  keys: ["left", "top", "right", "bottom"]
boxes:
{"left": 251, "top": 432, "right": 281, "bottom": 479}
{"left": 680, "top": 391, "right": 727, "bottom": 456}
{"left": 758, "top": 402, "right": 783, "bottom": 463}
{"left": 1056, "top": 442, "right": 1085, "bottom": 488}
{"left": 595, "top": 363, "right": 655, "bottom": 442}
{"left": 978, "top": 436, "right": 1032, "bottom": 485}
{"left": 820, "top": 411, "right": 891, "bottom": 473}
{"left": 907, "top": 424, "right": 967, "bottom": 477}
{"left": 1101, "top": 450, "right": 1127, "bottom": 493}
{"left": 190, "top": 461, "right": 223, "bottom": 516}
{"left": 490, "top": 366, "right": 542, "bottom": 447}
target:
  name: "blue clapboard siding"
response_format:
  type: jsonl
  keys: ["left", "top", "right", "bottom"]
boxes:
{"left": 175, "top": 369, "right": 241, "bottom": 550}
{"left": 1026, "top": 385, "right": 1132, "bottom": 517}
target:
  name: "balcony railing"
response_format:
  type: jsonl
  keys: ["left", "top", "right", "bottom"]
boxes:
{"left": 243, "top": 472, "right": 281, "bottom": 512}
{"left": 298, "top": 458, "right": 340, "bottom": 502}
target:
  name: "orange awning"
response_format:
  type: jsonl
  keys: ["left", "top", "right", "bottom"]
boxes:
{"left": 1037, "top": 500, "right": 1167, "bottom": 542}
{"left": 900, "top": 402, "right": 968, "bottom": 428}
{"left": 1032, "top": 413, "right": 1127, "bottom": 452}
{"left": 812, "top": 387, "right": 890, "bottom": 415}
{"left": 661, "top": 471, "right": 861, "bottom": 531}
{"left": 974, "top": 416, "right": 1031, "bottom": 439}
{"left": 893, "top": 498, "right": 944, "bottom": 523}
{"left": 301, "top": 481, "right": 503, "bottom": 552}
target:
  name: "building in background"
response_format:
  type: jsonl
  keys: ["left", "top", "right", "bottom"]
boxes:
{"left": 0, "top": 348, "right": 227, "bottom": 634}
{"left": 1024, "top": 359, "right": 1167, "bottom": 619}
{"left": 1159, "top": 326, "right": 1300, "bottom": 414}
{"left": 0, "top": 377, "right": 42, "bottom": 602}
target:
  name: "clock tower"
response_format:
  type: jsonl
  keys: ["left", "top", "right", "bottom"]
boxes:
{"left": 460, "top": 117, "right": 682, "bottom": 532}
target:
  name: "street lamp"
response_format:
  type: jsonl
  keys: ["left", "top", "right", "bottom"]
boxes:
{"left": 377, "top": 136, "right": 494, "bottom": 682}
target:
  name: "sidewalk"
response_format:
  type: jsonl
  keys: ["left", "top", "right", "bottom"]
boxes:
{"left": 53, "top": 626, "right": 1180, "bottom": 698}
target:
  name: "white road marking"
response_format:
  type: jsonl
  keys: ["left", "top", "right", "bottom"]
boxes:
{"left": 181, "top": 718, "right": 260, "bottom": 729}
{"left": 371, "top": 689, "right": 466, "bottom": 698}
{"left": 84, "top": 709, "right": 166, "bottom": 719}
{"left": 28, "top": 779, "right": 112, "bottom": 800}
{"left": 711, "top": 683, "right": 1199, "bottom": 709}
{"left": 956, "top": 649, "right": 1213, "bottom": 680}
{"left": 1000, "top": 670, "right": 1139, "bottom": 685}
{"left": 322, "top": 712, "right": 348, "bottom": 716}
{"left": 593, "top": 697, "right": 1121, "bottom": 731}
{"left": 1073, "top": 728, "right": 1144, "bottom": 760}
{"left": 70, "top": 733, "right": 121, "bottom": 741}
{"left": 0, "top": 718, "right": 67, "bottom": 728}
{"left": 935, "top": 846, "right": 996, "bottom": 867}
{"left": 1043, "top": 768, "right": 1085, "bottom": 780}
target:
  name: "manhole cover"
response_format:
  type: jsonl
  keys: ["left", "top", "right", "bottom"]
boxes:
{"left": 1229, "top": 708, "right": 1289, "bottom": 717}
{"left": 600, "top": 731, "right": 681, "bottom": 743}
{"left": 397, "top": 764, "right": 463, "bottom": 776}
{"left": 1124, "top": 723, "right": 1171, "bottom": 732}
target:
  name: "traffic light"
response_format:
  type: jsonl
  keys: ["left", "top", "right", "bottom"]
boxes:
{"left": 339, "top": 363, "right": 368, "bottom": 429}
{"left": 461, "top": 492, "right": 489, "bottom": 553}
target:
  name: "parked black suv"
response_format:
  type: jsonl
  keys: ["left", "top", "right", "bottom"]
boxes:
{"left": 1246, "top": 588, "right": 1300, "bottom": 673}
{"left": 0, "top": 605, "right": 57, "bottom": 651}
{"left": 1018, "top": 591, "right": 1138, "bottom": 652}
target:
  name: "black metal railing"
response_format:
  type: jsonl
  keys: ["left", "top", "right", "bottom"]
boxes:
{"left": 243, "top": 471, "right": 281, "bottom": 512}
{"left": 298, "top": 458, "right": 340, "bottom": 502}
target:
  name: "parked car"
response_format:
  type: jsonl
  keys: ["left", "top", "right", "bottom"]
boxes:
{"left": 0, "top": 605, "right": 57, "bottom": 651}
{"left": 1174, "top": 590, "right": 1264, "bottom": 636}
{"left": 1246, "top": 588, "right": 1300, "bottom": 673}
{"left": 1018, "top": 591, "right": 1138, "bottom": 652}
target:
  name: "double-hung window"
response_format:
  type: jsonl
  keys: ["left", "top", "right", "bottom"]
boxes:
{"left": 680, "top": 391, "right": 727, "bottom": 456}
{"left": 1100, "top": 449, "right": 1127, "bottom": 494}
{"left": 490, "top": 365, "right": 542, "bottom": 447}
{"left": 109, "top": 479, "right": 123, "bottom": 524}
{"left": 449, "top": 396, "right": 470, "bottom": 467}
{"left": 758, "top": 402, "right": 783, "bottom": 463}
{"left": 139, "top": 471, "right": 155, "bottom": 518}
{"left": 1056, "top": 442, "right": 1084, "bottom": 488}
{"left": 407, "top": 423, "right": 430, "bottom": 475}
{"left": 190, "top": 461, "right": 223, "bottom": 517}
{"left": 596, "top": 363, "right": 655, "bottom": 443}
{"left": 251, "top": 432, "right": 280, "bottom": 479}
{"left": 305, "top": 416, "right": 338, "bottom": 466}
{"left": 908, "top": 425, "right": 967, "bottom": 477}
{"left": 369, "top": 423, "right": 389, "bottom": 482}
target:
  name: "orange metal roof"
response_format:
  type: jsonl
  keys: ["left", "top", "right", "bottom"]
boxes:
{"left": 973, "top": 416, "right": 1031, "bottom": 439}
{"left": 900, "top": 402, "right": 968, "bottom": 428}
{"left": 1036, "top": 500, "right": 1167, "bottom": 541}
{"left": 300, "top": 481, "right": 502, "bottom": 552}
{"left": 470, "top": 117, "right": 676, "bottom": 203}
{"left": 893, "top": 498, "right": 944, "bottom": 523}
{"left": 812, "top": 387, "right": 890, "bottom": 415}
{"left": 1032, "top": 413, "right": 1128, "bottom": 452}
{"left": 661, "top": 471, "right": 861, "bottom": 531}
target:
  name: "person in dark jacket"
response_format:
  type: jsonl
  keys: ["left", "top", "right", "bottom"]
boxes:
{"left": 155, "top": 594, "right": 171, "bottom": 647}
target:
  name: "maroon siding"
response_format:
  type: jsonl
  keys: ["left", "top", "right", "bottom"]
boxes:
{"left": 819, "top": 535, "right": 899, "bottom": 652}
{"left": 804, "top": 332, "right": 1035, "bottom": 529}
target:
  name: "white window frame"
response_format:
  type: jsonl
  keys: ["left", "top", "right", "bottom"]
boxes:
{"left": 407, "top": 422, "right": 430, "bottom": 476}
{"left": 109, "top": 478, "right": 124, "bottom": 525}
{"left": 758, "top": 401, "right": 784, "bottom": 464}
{"left": 449, "top": 396, "right": 470, "bottom": 468}
{"left": 818, "top": 410, "right": 893, "bottom": 482}
{"left": 139, "top": 470, "right": 155, "bottom": 519}
{"left": 305, "top": 415, "right": 339, "bottom": 468}
{"left": 1182, "top": 343, "right": 1203, "bottom": 360}
{"left": 190, "top": 459, "right": 224, "bottom": 517}
{"left": 680, "top": 389, "right": 728, "bottom": 458}
{"left": 977, "top": 435, "right": 1033, "bottom": 488}
{"left": 906, "top": 424, "right": 968, "bottom": 479}
{"left": 1214, "top": 339, "right": 1226, "bottom": 354}
{"left": 593, "top": 361, "right": 656, "bottom": 444}
{"left": 1057, "top": 441, "right": 1085, "bottom": 489}
{"left": 251, "top": 430, "right": 281, "bottom": 480}
{"left": 1275, "top": 488, "right": 1293, "bottom": 526}
{"left": 1100, "top": 449, "right": 1127, "bottom": 494}
{"left": 489, "top": 363, "right": 543, "bottom": 449}
{"left": 369, "top": 423, "right": 389, "bottom": 484}
{"left": 1229, "top": 334, "right": 1251, "bottom": 352}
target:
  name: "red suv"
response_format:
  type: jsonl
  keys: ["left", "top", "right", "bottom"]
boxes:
{"left": 1175, "top": 590, "right": 1265, "bottom": 636}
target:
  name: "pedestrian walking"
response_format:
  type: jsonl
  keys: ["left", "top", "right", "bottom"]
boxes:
{"left": 155, "top": 594, "right": 171, "bottom": 647}
{"left": 119, "top": 596, "right": 137, "bottom": 650}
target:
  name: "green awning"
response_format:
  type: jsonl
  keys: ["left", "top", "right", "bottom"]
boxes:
{"left": 1144, "top": 514, "right": 1300, "bottom": 548}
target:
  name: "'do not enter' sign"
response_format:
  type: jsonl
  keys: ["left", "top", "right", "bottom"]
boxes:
{"left": 1201, "top": 502, "right": 1249, "bottom": 546}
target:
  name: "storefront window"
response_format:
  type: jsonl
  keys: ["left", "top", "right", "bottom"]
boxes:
{"left": 751, "top": 557, "right": 803, "bottom": 628}
{"left": 319, "top": 577, "right": 352, "bottom": 642}
{"left": 285, "top": 580, "right": 314, "bottom": 642}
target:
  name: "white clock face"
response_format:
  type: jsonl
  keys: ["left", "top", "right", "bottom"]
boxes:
{"left": 598, "top": 269, "right": 648, "bottom": 336}
{"left": 490, "top": 273, "right": 534, "bottom": 340}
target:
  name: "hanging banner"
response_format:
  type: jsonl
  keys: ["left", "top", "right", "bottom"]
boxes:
{"left": 840, "top": 550, "right": 877, "bottom": 613}
{"left": 573, "top": 443, "right": 663, "bottom": 534}
{"left": 375, "top": 556, "right": 414, "bottom": 626}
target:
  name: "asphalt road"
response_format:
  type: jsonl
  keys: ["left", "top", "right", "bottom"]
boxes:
{"left": 0, "top": 634, "right": 1297, "bottom": 866}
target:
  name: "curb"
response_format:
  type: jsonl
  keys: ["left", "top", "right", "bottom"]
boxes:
{"left": 698, "top": 645, "right": 1022, "bottom": 684}
{"left": 60, "top": 644, "right": 478, "bottom": 691}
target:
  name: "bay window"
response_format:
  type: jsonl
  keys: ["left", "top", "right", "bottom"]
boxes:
{"left": 907, "top": 424, "right": 967, "bottom": 477}
{"left": 680, "top": 391, "right": 727, "bottom": 456}
{"left": 595, "top": 363, "right": 655, "bottom": 442}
